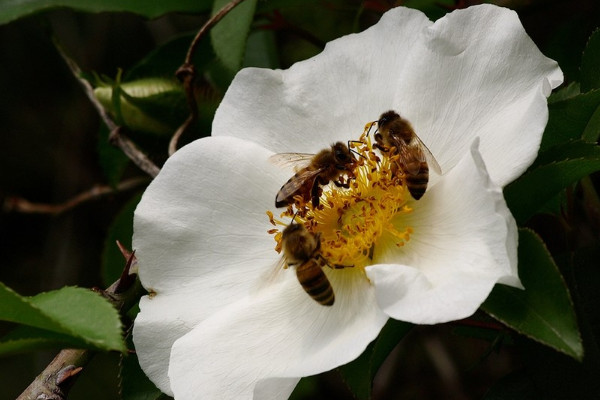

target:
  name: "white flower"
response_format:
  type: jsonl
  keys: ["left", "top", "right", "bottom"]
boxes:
{"left": 132, "top": 4, "right": 562, "bottom": 400}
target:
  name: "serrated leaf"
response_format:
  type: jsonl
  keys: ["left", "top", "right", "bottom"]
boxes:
{"left": 338, "top": 319, "right": 412, "bottom": 400}
{"left": 541, "top": 89, "right": 600, "bottom": 151}
{"left": 0, "top": 283, "right": 125, "bottom": 352}
{"left": 582, "top": 104, "right": 600, "bottom": 143}
{"left": 531, "top": 140, "right": 600, "bottom": 169}
{"left": 548, "top": 82, "right": 580, "bottom": 104}
{"left": 210, "top": 0, "right": 258, "bottom": 75}
{"left": 581, "top": 28, "right": 600, "bottom": 93}
{"left": 102, "top": 194, "right": 142, "bottom": 286}
{"left": 0, "top": 0, "right": 212, "bottom": 26}
{"left": 505, "top": 155, "right": 600, "bottom": 224}
{"left": 482, "top": 229, "right": 582, "bottom": 361}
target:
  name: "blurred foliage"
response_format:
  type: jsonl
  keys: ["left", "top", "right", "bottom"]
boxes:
{"left": 0, "top": 0, "right": 600, "bottom": 399}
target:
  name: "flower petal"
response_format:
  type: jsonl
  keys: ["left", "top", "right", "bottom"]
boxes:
{"left": 213, "top": 5, "right": 562, "bottom": 187}
{"left": 132, "top": 136, "right": 290, "bottom": 393}
{"left": 212, "top": 7, "right": 432, "bottom": 154}
{"left": 367, "top": 138, "right": 519, "bottom": 324}
{"left": 168, "top": 269, "right": 387, "bottom": 399}
{"left": 391, "top": 4, "right": 562, "bottom": 186}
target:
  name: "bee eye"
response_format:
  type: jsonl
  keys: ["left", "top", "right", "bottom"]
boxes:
{"left": 335, "top": 150, "right": 349, "bottom": 161}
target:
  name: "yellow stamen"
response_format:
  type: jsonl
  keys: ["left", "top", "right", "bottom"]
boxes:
{"left": 268, "top": 123, "right": 414, "bottom": 270}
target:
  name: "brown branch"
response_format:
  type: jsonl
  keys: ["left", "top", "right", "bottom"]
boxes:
{"left": 17, "top": 251, "right": 144, "bottom": 400}
{"left": 53, "top": 39, "right": 161, "bottom": 177}
{"left": 170, "top": 0, "right": 248, "bottom": 156}
{"left": 3, "top": 176, "right": 149, "bottom": 215}
{"left": 109, "top": 128, "right": 160, "bottom": 178}
{"left": 183, "top": 0, "right": 248, "bottom": 66}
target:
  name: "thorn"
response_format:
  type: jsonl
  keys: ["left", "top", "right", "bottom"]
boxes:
{"left": 56, "top": 366, "right": 83, "bottom": 386}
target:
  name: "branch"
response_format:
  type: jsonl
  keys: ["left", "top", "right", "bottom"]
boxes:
{"left": 170, "top": 0, "right": 248, "bottom": 156}
{"left": 17, "top": 249, "right": 144, "bottom": 400}
{"left": 3, "top": 176, "right": 148, "bottom": 215}
{"left": 54, "top": 39, "right": 161, "bottom": 177}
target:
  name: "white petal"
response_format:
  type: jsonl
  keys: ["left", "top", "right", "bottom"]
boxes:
{"left": 212, "top": 7, "right": 431, "bottom": 154}
{"left": 213, "top": 5, "right": 562, "bottom": 188}
{"left": 367, "top": 138, "right": 520, "bottom": 324}
{"left": 395, "top": 4, "right": 562, "bottom": 186}
{"left": 168, "top": 269, "right": 387, "bottom": 400}
{"left": 132, "top": 136, "right": 290, "bottom": 393}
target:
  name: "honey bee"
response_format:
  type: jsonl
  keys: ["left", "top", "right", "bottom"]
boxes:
{"left": 375, "top": 110, "right": 441, "bottom": 200}
{"left": 280, "top": 223, "right": 335, "bottom": 306}
{"left": 270, "top": 142, "right": 357, "bottom": 208}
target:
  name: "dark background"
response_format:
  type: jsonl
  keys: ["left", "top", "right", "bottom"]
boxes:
{"left": 1, "top": 1, "right": 599, "bottom": 399}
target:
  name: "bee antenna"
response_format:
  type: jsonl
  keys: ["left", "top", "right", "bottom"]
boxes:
{"left": 366, "top": 122, "right": 375, "bottom": 138}
{"left": 347, "top": 140, "right": 367, "bottom": 160}
{"left": 290, "top": 210, "right": 299, "bottom": 224}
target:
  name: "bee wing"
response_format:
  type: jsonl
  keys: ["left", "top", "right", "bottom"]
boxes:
{"left": 253, "top": 256, "right": 289, "bottom": 293}
{"left": 269, "top": 153, "right": 315, "bottom": 171}
{"left": 276, "top": 168, "right": 323, "bottom": 205}
{"left": 412, "top": 136, "right": 442, "bottom": 175}
{"left": 397, "top": 141, "right": 425, "bottom": 176}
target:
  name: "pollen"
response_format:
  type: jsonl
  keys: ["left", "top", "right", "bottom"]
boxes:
{"left": 267, "top": 123, "right": 414, "bottom": 270}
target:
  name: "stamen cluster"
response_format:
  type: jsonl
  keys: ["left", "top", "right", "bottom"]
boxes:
{"left": 268, "top": 124, "right": 414, "bottom": 270}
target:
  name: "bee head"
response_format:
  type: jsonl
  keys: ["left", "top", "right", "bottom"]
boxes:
{"left": 332, "top": 142, "right": 355, "bottom": 169}
{"left": 378, "top": 110, "right": 400, "bottom": 129}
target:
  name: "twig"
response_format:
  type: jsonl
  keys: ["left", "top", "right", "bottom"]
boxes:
{"left": 3, "top": 176, "right": 149, "bottom": 215}
{"left": 53, "top": 39, "right": 161, "bottom": 177}
{"left": 109, "top": 128, "right": 160, "bottom": 178}
{"left": 170, "top": 0, "right": 248, "bottom": 156}
{"left": 17, "top": 251, "right": 144, "bottom": 400}
{"left": 183, "top": 0, "right": 248, "bottom": 67}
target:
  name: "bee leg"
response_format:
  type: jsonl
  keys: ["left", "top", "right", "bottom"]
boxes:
{"left": 333, "top": 178, "right": 350, "bottom": 189}
{"left": 373, "top": 133, "right": 386, "bottom": 151}
{"left": 331, "top": 264, "right": 354, "bottom": 269}
{"left": 311, "top": 177, "right": 325, "bottom": 208}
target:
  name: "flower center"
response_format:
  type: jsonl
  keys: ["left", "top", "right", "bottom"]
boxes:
{"left": 267, "top": 123, "right": 414, "bottom": 270}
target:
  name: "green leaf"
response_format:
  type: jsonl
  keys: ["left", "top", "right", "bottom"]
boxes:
{"left": 548, "top": 81, "right": 580, "bottom": 104}
{"left": 243, "top": 28, "right": 280, "bottom": 69}
{"left": 0, "top": 0, "right": 212, "bottom": 26}
{"left": 125, "top": 34, "right": 216, "bottom": 81}
{"left": 0, "top": 283, "right": 125, "bottom": 352}
{"left": 120, "top": 353, "right": 163, "bottom": 400}
{"left": 541, "top": 89, "right": 600, "bottom": 151}
{"left": 97, "top": 124, "right": 130, "bottom": 187}
{"left": 482, "top": 229, "right": 582, "bottom": 361}
{"left": 102, "top": 194, "right": 142, "bottom": 286}
{"left": 210, "top": 0, "right": 258, "bottom": 75}
{"left": 531, "top": 140, "right": 600, "bottom": 168}
{"left": 94, "top": 78, "right": 186, "bottom": 135}
{"left": 0, "top": 326, "right": 90, "bottom": 355}
{"left": 505, "top": 149, "right": 600, "bottom": 224}
{"left": 581, "top": 28, "right": 600, "bottom": 93}
{"left": 338, "top": 319, "right": 412, "bottom": 399}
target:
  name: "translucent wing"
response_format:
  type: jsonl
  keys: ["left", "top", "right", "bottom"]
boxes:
{"left": 253, "top": 256, "right": 289, "bottom": 293}
{"left": 275, "top": 168, "right": 323, "bottom": 206}
{"left": 397, "top": 141, "right": 425, "bottom": 176}
{"left": 269, "top": 153, "right": 315, "bottom": 171}
{"left": 412, "top": 135, "right": 442, "bottom": 175}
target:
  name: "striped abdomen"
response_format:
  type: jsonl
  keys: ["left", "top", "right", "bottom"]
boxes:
{"left": 295, "top": 259, "right": 334, "bottom": 306}
{"left": 404, "top": 161, "right": 429, "bottom": 200}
